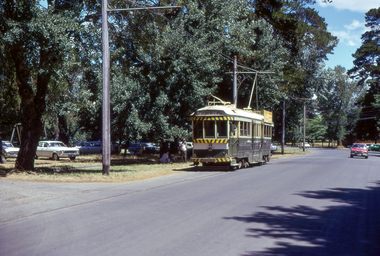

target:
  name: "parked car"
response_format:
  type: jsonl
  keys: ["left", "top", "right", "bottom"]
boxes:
{"left": 36, "top": 141, "right": 79, "bottom": 160}
{"left": 368, "top": 144, "right": 380, "bottom": 151}
{"left": 79, "top": 141, "right": 102, "bottom": 155}
{"left": 350, "top": 143, "right": 368, "bottom": 159}
{"left": 270, "top": 142, "right": 277, "bottom": 152}
{"left": 141, "top": 142, "right": 159, "bottom": 154}
{"left": 78, "top": 141, "right": 121, "bottom": 155}
{"left": 128, "top": 143, "right": 144, "bottom": 155}
{"left": 126, "top": 142, "right": 159, "bottom": 155}
{"left": 73, "top": 141, "right": 86, "bottom": 147}
{"left": 299, "top": 142, "right": 311, "bottom": 148}
{"left": 1, "top": 141, "right": 19, "bottom": 158}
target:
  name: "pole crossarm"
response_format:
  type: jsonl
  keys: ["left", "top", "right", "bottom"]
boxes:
{"left": 101, "top": 1, "right": 182, "bottom": 175}
{"left": 226, "top": 71, "right": 274, "bottom": 74}
{"left": 289, "top": 97, "right": 317, "bottom": 101}
{"left": 108, "top": 6, "right": 181, "bottom": 12}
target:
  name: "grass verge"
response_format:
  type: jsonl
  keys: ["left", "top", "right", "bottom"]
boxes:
{"left": 0, "top": 148, "right": 309, "bottom": 183}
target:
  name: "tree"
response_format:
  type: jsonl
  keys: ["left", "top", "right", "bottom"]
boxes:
{"left": 306, "top": 115, "right": 327, "bottom": 142}
{"left": 318, "top": 66, "right": 360, "bottom": 146}
{"left": 0, "top": 0, "right": 339, "bottom": 169}
{"left": 107, "top": 0, "right": 260, "bottom": 143}
{"left": 0, "top": 1, "right": 84, "bottom": 170}
{"left": 250, "top": 0, "right": 338, "bottom": 143}
{"left": 348, "top": 7, "right": 380, "bottom": 141}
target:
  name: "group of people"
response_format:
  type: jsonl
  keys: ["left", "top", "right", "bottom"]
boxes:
{"left": 158, "top": 138, "right": 188, "bottom": 163}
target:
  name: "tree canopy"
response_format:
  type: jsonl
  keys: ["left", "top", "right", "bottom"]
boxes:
{"left": 1, "top": 0, "right": 338, "bottom": 170}
{"left": 348, "top": 7, "right": 380, "bottom": 142}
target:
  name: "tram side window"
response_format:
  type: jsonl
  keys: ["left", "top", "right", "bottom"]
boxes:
{"left": 193, "top": 120, "right": 203, "bottom": 138}
{"left": 254, "top": 123, "right": 261, "bottom": 137}
{"left": 264, "top": 125, "right": 272, "bottom": 138}
{"left": 204, "top": 121, "right": 215, "bottom": 138}
{"left": 240, "top": 122, "right": 251, "bottom": 137}
{"left": 216, "top": 121, "right": 227, "bottom": 138}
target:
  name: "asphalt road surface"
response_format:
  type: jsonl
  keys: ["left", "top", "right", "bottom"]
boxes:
{"left": 1, "top": 148, "right": 380, "bottom": 256}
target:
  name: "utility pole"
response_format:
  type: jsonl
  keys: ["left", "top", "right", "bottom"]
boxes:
{"left": 303, "top": 103, "right": 306, "bottom": 152}
{"left": 101, "top": 1, "right": 180, "bottom": 175}
{"left": 233, "top": 56, "right": 237, "bottom": 106}
{"left": 282, "top": 98, "right": 285, "bottom": 154}
{"left": 101, "top": 0, "right": 110, "bottom": 175}
{"left": 290, "top": 97, "right": 316, "bottom": 152}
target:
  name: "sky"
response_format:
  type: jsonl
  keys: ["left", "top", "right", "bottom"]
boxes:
{"left": 312, "top": 0, "right": 379, "bottom": 72}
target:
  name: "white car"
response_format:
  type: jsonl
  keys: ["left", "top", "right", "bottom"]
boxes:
{"left": 36, "top": 141, "right": 79, "bottom": 160}
{"left": 1, "top": 141, "right": 19, "bottom": 158}
{"left": 270, "top": 142, "right": 277, "bottom": 152}
{"left": 299, "top": 142, "right": 311, "bottom": 148}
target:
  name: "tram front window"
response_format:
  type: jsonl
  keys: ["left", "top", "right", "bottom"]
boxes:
{"left": 194, "top": 120, "right": 203, "bottom": 138}
{"left": 216, "top": 121, "right": 227, "bottom": 138}
{"left": 204, "top": 121, "right": 215, "bottom": 138}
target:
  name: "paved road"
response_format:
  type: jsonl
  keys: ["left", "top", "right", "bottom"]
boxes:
{"left": 1, "top": 148, "right": 380, "bottom": 256}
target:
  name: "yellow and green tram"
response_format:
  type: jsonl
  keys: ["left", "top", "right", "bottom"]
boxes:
{"left": 190, "top": 98, "right": 273, "bottom": 169}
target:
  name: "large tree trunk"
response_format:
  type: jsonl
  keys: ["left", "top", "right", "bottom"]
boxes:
{"left": 12, "top": 45, "right": 50, "bottom": 171}
{"left": 0, "top": 137, "right": 8, "bottom": 164}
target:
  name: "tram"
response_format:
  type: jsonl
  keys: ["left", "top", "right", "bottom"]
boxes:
{"left": 190, "top": 94, "right": 273, "bottom": 169}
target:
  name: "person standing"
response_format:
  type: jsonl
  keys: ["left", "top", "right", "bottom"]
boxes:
{"left": 179, "top": 138, "right": 187, "bottom": 162}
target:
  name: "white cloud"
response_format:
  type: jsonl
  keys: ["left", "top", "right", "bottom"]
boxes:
{"left": 330, "top": 27, "right": 362, "bottom": 47}
{"left": 344, "top": 20, "right": 365, "bottom": 30}
{"left": 347, "top": 40, "right": 357, "bottom": 46}
{"left": 317, "top": 0, "right": 379, "bottom": 13}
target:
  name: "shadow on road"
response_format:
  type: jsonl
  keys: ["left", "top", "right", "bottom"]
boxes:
{"left": 225, "top": 182, "right": 380, "bottom": 256}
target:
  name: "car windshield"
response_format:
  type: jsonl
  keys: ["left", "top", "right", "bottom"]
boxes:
{"left": 2, "top": 142, "right": 13, "bottom": 148}
{"left": 353, "top": 144, "right": 365, "bottom": 148}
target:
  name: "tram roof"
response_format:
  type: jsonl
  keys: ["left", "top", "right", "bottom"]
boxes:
{"left": 192, "top": 104, "right": 265, "bottom": 121}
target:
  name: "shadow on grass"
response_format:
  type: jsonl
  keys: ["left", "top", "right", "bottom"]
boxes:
{"left": 0, "top": 154, "right": 164, "bottom": 177}
{"left": 224, "top": 182, "right": 380, "bottom": 256}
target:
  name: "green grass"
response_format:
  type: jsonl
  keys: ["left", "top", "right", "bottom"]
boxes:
{"left": 272, "top": 147, "right": 310, "bottom": 155}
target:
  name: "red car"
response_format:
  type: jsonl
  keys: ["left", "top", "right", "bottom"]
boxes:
{"left": 350, "top": 143, "right": 368, "bottom": 159}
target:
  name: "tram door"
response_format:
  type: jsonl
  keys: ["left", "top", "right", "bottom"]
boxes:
{"left": 252, "top": 121, "right": 261, "bottom": 161}
{"left": 251, "top": 121, "right": 255, "bottom": 158}
{"left": 229, "top": 121, "right": 239, "bottom": 157}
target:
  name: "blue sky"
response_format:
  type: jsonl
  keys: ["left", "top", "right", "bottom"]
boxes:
{"left": 312, "top": 0, "right": 379, "bottom": 72}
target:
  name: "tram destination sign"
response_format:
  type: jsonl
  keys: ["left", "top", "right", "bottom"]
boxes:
{"left": 198, "top": 110, "right": 223, "bottom": 116}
